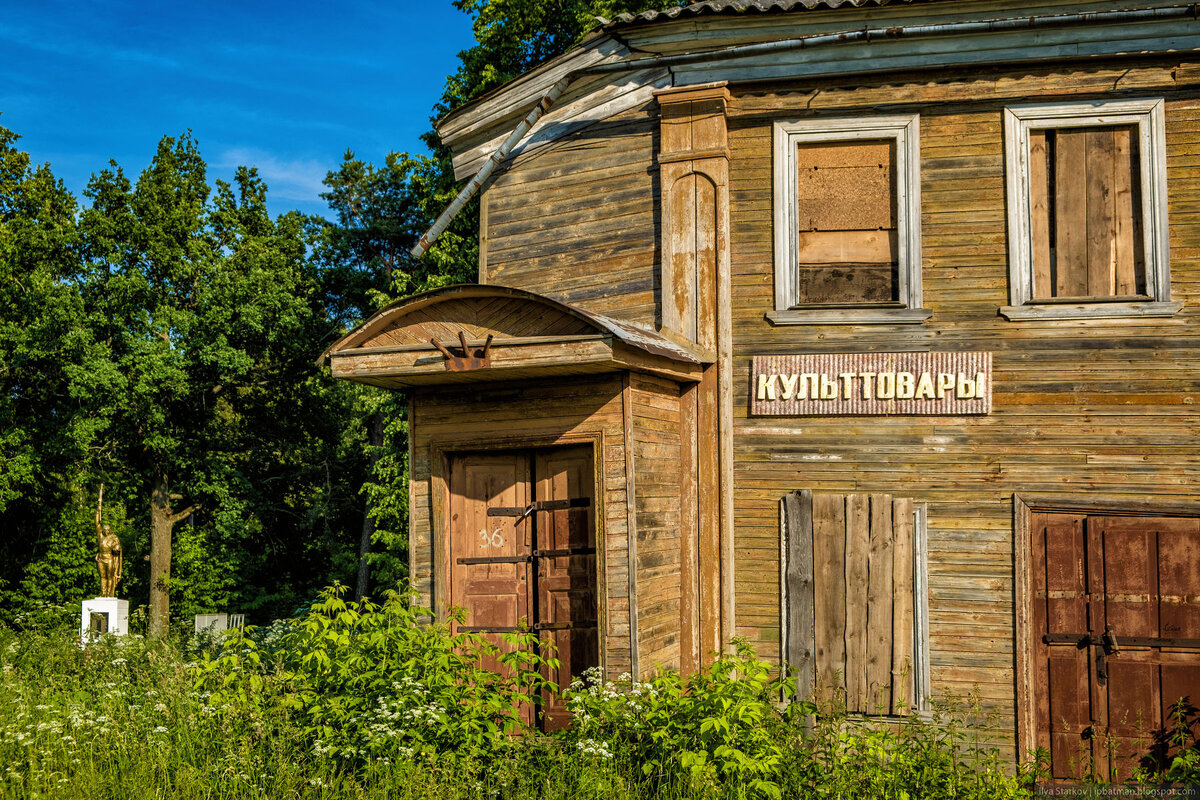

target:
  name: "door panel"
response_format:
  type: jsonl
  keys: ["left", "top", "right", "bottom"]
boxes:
{"left": 535, "top": 446, "right": 599, "bottom": 731}
{"left": 1159, "top": 525, "right": 1200, "bottom": 639}
{"left": 1032, "top": 512, "right": 1200, "bottom": 780}
{"left": 449, "top": 452, "right": 531, "bottom": 724}
{"left": 1033, "top": 513, "right": 1094, "bottom": 776}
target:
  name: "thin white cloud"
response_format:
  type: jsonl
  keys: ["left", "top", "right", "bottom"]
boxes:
{"left": 0, "top": 22, "right": 181, "bottom": 70}
{"left": 215, "top": 147, "right": 329, "bottom": 207}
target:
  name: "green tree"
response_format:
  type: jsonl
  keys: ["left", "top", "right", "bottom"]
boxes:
{"left": 442, "top": 0, "right": 673, "bottom": 113}
{"left": 0, "top": 127, "right": 108, "bottom": 609}
{"left": 317, "top": 152, "right": 476, "bottom": 598}
{"left": 75, "top": 134, "right": 360, "bottom": 634}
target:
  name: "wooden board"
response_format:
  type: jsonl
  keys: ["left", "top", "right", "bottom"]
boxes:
{"left": 866, "top": 494, "right": 894, "bottom": 713}
{"left": 783, "top": 490, "right": 815, "bottom": 700}
{"left": 844, "top": 493, "right": 870, "bottom": 711}
{"left": 812, "top": 493, "right": 846, "bottom": 692}
{"left": 891, "top": 497, "right": 915, "bottom": 715}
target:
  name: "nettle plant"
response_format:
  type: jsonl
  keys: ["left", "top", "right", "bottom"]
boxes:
{"left": 564, "top": 641, "right": 795, "bottom": 800}
{"left": 194, "top": 584, "right": 554, "bottom": 767}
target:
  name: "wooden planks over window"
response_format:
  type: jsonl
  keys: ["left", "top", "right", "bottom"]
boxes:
{"left": 781, "top": 490, "right": 922, "bottom": 715}
{"left": 793, "top": 140, "right": 899, "bottom": 305}
{"left": 1028, "top": 125, "right": 1146, "bottom": 301}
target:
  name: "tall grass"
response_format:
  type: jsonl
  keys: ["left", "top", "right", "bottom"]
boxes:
{"left": 1, "top": 589, "right": 1032, "bottom": 800}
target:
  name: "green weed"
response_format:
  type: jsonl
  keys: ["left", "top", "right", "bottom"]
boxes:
{"left": 0, "top": 587, "right": 1041, "bottom": 799}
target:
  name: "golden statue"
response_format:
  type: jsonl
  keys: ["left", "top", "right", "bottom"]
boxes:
{"left": 95, "top": 486, "right": 122, "bottom": 597}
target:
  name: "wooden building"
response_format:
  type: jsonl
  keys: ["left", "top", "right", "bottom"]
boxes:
{"left": 326, "top": 0, "right": 1200, "bottom": 777}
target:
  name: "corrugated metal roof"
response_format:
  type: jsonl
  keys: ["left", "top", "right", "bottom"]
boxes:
{"left": 600, "top": 0, "right": 922, "bottom": 29}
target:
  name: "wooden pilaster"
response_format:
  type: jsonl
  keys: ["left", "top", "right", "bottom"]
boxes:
{"left": 656, "top": 82, "right": 733, "bottom": 671}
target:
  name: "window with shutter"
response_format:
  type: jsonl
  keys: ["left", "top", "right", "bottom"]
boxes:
{"left": 770, "top": 115, "right": 930, "bottom": 325}
{"left": 1028, "top": 126, "right": 1145, "bottom": 301}
{"left": 1002, "top": 99, "right": 1178, "bottom": 320}
{"left": 781, "top": 490, "right": 929, "bottom": 715}
{"left": 793, "top": 139, "right": 898, "bottom": 305}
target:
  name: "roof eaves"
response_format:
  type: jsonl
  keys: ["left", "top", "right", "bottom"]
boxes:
{"left": 598, "top": 0, "right": 920, "bottom": 30}
{"left": 435, "top": 32, "right": 624, "bottom": 142}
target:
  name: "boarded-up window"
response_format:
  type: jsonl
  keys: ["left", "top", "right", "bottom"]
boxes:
{"left": 1028, "top": 125, "right": 1146, "bottom": 300}
{"left": 771, "top": 115, "right": 923, "bottom": 322}
{"left": 794, "top": 140, "right": 899, "bottom": 305}
{"left": 1002, "top": 99, "right": 1172, "bottom": 320}
{"left": 781, "top": 490, "right": 928, "bottom": 715}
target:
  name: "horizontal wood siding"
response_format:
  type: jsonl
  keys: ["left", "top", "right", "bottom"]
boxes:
{"left": 629, "top": 373, "right": 683, "bottom": 673}
{"left": 485, "top": 107, "right": 660, "bottom": 327}
{"left": 410, "top": 375, "right": 634, "bottom": 678}
{"left": 430, "top": 53, "right": 1200, "bottom": 762}
{"left": 726, "top": 60, "right": 1200, "bottom": 759}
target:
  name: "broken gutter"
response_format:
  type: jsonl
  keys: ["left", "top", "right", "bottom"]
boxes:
{"left": 411, "top": 76, "right": 571, "bottom": 258}
{"left": 410, "top": 3, "right": 1199, "bottom": 259}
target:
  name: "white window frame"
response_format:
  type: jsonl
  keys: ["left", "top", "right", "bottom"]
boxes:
{"left": 1001, "top": 98, "right": 1180, "bottom": 321}
{"left": 769, "top": 114, "right": 930, "bottom": 325}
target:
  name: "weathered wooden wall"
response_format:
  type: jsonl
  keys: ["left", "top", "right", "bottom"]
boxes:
{"left": 410, "top": 375, "right": 636, "bottom": 678}
{"left": 628, "top": 373, "right": 683, "bottom": 674}
{"left": 725, "top": 59, "right": 1200, "bottom": 758}
{"left": 461, "top": 46, "right": 1200, "bottom": 760}
{"left": 410, "top": 371, "right": 689, "bottom": 681}
{"left": 484, "top": 107, "right": 661, "bottom": 327}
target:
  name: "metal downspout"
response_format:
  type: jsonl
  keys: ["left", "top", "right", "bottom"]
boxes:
{"left": 410, "top": 76, "right": 570, "bottom": 258}
{"left": 411, "top": 4, "right": 1198, "bottom": 258}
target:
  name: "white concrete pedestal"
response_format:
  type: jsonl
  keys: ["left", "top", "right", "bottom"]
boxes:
{"left": 81, "top": 597, "right": 129, "bottom": 643}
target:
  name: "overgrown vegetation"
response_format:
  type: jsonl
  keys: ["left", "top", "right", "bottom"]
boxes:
{"left": 0, "top": 587, "right": 1046, "bottom": 800}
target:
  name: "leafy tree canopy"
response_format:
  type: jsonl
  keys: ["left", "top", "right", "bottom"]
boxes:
{"left": 2, "top": 0, "right": 678, "bottom": 626}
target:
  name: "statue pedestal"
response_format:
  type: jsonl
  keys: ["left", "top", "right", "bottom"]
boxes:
{"left": 81, "top": 597, "right": 129, "bottom": 643}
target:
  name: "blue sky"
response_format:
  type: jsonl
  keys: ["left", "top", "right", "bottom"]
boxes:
{"left": 1, "top": 1, "right": 478, "bottom": 218}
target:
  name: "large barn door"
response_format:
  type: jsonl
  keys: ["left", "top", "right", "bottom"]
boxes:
{"left": 1032, "top": 512, "right": 1200, "bottom": 780}
{"left": 448, "top": 447, "right": 598, "bottom": 731}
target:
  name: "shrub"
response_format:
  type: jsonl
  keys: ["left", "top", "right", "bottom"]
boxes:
{"left": 781, "top": 693, "right": 1028, "bottom": 800}
{"left": 193, "top": 583, "right": 555, "bottom": 768}
{"left": 565, "top": 640, "right": 793, "bottom": 799}
{"left": 2, "top": 586, "right": 1041, "bottom": 799}
{"left": 1131, "top": 697, "right": 1200, "bottom": 785}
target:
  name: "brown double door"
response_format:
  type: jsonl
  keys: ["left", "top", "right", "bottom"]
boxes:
{"left": 449, "top": 446, "right": 599, "bottom": 730}
{"left": 1032, "top": 512, "right": 1200, "bottom": 780}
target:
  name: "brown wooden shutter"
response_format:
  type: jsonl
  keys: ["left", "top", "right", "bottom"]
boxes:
{"left": 1029, "top": 125, "right": 1145, "bottom": 300}
{"left": 782, "top": 490, "right": 918, "bottom": 715}
{"left": 793, "top": 140, "right": 899, "bottom": 305}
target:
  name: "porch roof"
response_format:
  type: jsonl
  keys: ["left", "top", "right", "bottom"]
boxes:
{"left": 323, "top": 284, "right": 711, "bottom": 389}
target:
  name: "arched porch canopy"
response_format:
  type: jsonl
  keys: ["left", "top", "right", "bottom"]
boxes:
{"left": 323, "top": 284, "right": 711, "bottom": 388}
